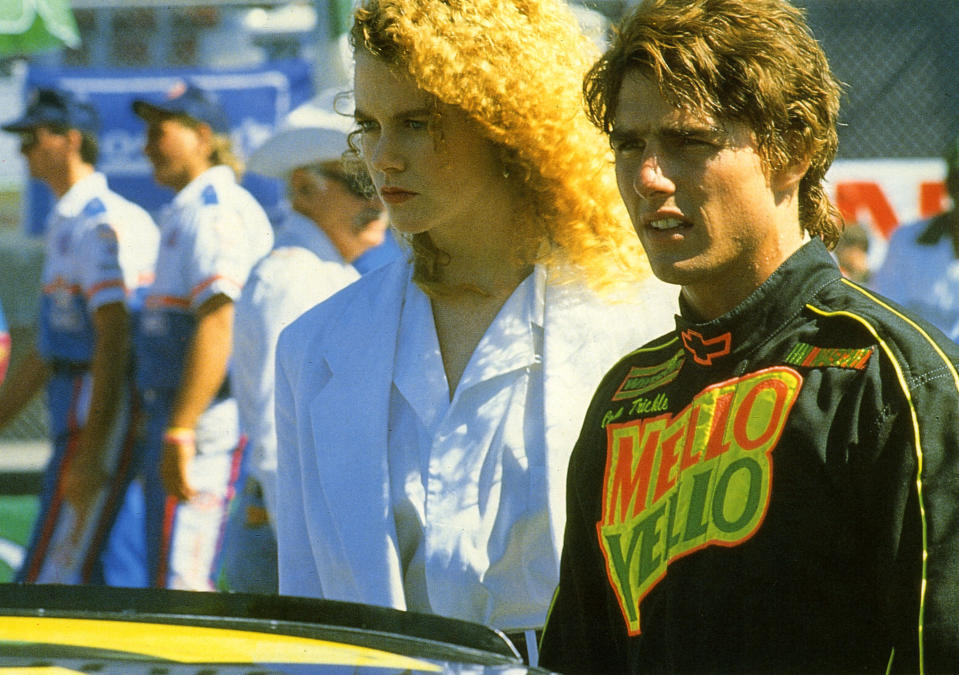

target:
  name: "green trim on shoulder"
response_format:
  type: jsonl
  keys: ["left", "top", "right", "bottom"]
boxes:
{"left": 622, "top": 334, "right": 681, "bottom": 360}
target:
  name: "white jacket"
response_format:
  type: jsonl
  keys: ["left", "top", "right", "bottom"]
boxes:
{"left": 274, "top": 259, "right": 677, "bottom": 609}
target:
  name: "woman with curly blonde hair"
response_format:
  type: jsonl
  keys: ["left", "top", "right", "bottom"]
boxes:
{"left": 273, "top": 0, "right": 676, "bottom": 662}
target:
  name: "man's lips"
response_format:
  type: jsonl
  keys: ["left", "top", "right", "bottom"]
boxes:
{"left": 648, "top": 217, "right": 688, "bottom": 231}
{"left": 641, "top": 212, "right": 692, "bottom": 232}
{"left": 379, "top": 187, "right": 417, "bottom": 205}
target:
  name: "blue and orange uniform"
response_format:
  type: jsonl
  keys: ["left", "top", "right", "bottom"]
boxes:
{"left": 18, "top": 172, "right": 158, "bottom": 585}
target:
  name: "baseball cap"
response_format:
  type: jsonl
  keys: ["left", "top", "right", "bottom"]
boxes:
{"left": 1, "top": 88, "right": 99, "bottom": 135}
{"left": 246, "top": 89, "right": 354, "bottom": 179}
{"left": 131, "top": 81, "right": 230, "bottom": 134}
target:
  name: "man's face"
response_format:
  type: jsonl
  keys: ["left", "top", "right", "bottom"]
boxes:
{"left": 18, "top": 126, "right": 71, "bottom": 184}
{"left": 611, "top": 71, "right": 794, "bottom": 319}
{"left": 143, "top": 117, "right": 210, "bottom": 191}
{"left": 289, "top": 167, "right": 384, "bottom": 234}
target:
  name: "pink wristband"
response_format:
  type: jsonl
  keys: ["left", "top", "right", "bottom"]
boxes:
{"left": 163, "top": 427, "right": 196, "bottom": 445}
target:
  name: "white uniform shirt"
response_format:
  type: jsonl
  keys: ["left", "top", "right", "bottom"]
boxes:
{"left": 137, "top": 165, "right": 272, "bottom": 395}
{"left": 146, "top": 165, "right": 273, "bottom": 312}
{"left": 872, "top": 216, "right": 959, "bottom": 341}
{"left": 40, "top": 171, "right": 158, "bottom": 361}
{"left": 388, "top": 266, "right": 554, "bottom": 631}
{"left": 232, "top": 211, "right": 360, "bottom": 521}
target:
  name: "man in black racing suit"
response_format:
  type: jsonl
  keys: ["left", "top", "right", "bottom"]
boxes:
{"left": 539, "top": 0, "right": 959, "bottom": 672}
{"left": 542, "top": 239, "right": 959, "bottom": 672}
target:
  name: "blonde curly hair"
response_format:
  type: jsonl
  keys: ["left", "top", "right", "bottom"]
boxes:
{"left": 350, "top": 0, "right": 649, "bottom": 293}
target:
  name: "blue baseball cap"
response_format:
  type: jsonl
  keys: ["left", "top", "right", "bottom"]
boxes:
{"left": 132, "top": 81, "right": 230, "bottom": 134}
{"left": 1, "top": 88, "right": 99, "bottom": 135}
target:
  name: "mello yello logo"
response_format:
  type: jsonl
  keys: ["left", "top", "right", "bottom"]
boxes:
{"left": 597, "top": 367, "right": 802, "bottom": 635}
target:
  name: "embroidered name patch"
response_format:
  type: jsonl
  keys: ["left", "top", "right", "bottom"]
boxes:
{"left": 783, "top": 342, "right": 872, "bottom": 370}
{"left": 613, "top": 350, "right": 685, "bottom": 401}
{"left": 597, "top": 366, "right": 802, "bottom": 635}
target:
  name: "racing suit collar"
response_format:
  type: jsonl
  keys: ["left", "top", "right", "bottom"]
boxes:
{"left": 674, "top": 238, "right": 842, "bottom": 368}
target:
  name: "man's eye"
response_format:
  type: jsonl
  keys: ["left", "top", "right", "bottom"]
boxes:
{"left": 675, "top": 133, "right": 713, "bottom": 148}
{"left": 612, "top": 138, "right": 643, "bottom": 154}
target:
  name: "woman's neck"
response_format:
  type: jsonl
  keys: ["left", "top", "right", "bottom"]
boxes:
{"left": 428, "top": 201, "right": 537, "bottom": 298}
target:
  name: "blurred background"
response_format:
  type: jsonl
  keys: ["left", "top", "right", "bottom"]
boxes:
{"left": 0, "top": 0, "right": 957, "bottom": 580}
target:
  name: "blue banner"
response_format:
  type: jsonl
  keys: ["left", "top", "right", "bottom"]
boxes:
{"left": 23, "top": 59, "right": 314, "bottom": 235}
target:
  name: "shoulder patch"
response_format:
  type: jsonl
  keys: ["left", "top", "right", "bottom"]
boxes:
{"left": 201, "top": 184, "right": 219, "bottom": 205}
{"left": 613, "top": 349, "right": 685, "bottom": 401}
{"left": 81, "top": 197, "right": 107, "bottom": 218}
{"left": 783, "top": 342, "right": 872, "bottom": 370}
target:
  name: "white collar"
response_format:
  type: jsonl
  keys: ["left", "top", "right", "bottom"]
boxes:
{"left": 172, "top": 165, "right": 236, "bottom": 208}
{"left": 394, "top": 265, "right": 545, "bottom": 425}
{"left": 54, "top": 172, "right": 108, "bottom": 218}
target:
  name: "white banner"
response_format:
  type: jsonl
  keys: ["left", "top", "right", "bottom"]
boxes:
{"left": 826, "top": 158, "right": 948, "bottom": 240}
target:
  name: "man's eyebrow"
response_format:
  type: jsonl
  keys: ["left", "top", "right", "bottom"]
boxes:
{"left": 669, "top": 120, "right": 724, "bottom": 136}
{"left": 609, "top": 120, "right": 725, "bottom": 143}
{"left": 609, "top": 127, "right": 641, "bottom": 145}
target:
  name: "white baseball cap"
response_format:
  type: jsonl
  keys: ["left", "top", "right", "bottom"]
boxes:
{"left": 247, "top": 88, "right": 354, "bottom": 179}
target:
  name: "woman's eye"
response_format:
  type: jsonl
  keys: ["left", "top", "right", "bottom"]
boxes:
{"left": 406, "top": 119, "right": 428, "bottom": 130}
{"left": 355, "top": 119, "right": 378, "bottom": 133}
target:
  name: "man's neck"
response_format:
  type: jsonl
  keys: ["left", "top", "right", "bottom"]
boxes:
{"left": 316, "top": 217, "right": 388, "bottom": 264}
{"left": 51, "top": 161, "right": 95, "bottom": 199}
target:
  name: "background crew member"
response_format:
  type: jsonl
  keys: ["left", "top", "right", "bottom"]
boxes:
{"left": 872, "top": 132, "right": 959, "bottom": 342}
{"left": 131, "top": 82, "right": 272, "bottom": 590}
{"left": 0, "top": 88, "right": 158, "bottom": 585}
{"left": 219, "top": 92, "right": 391, "bottom": 593}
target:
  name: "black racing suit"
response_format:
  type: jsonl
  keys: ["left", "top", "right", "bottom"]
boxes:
{"left": 540, "top": 239, "right": 959, "bottom": 673}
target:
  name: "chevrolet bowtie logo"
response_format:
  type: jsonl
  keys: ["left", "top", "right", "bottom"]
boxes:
{"left": 681, "top": 329, "right": 732, "bottom": 365}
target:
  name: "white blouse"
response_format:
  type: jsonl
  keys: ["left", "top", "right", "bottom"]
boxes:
{"left": 387, "top": 266, "right": 556, "bottom": 631}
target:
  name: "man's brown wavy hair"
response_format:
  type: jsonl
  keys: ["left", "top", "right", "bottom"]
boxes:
{"left": 584, "top": 0, "right": 843, "bottom": 248}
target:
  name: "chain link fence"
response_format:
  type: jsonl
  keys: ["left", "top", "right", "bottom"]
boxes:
{"left": 798, "top": 0, "right": 959, "bottom": 160}
{"left": 592, "top": 0, "right": 959, "bottom": 158}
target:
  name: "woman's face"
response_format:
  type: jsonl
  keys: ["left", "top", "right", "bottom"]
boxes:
{"left": 352, "top": 49, "right": 511, "bottom": 240}
{"left": 143, "top": 116, "right": 212, "bottom": 192}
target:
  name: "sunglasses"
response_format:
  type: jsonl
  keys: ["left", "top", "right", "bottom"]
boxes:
{"left": 18, "top": 125, "right": 69, "bottom": 151}
{"left": 17, "top": 129, "right": 38, "bottom": 150}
